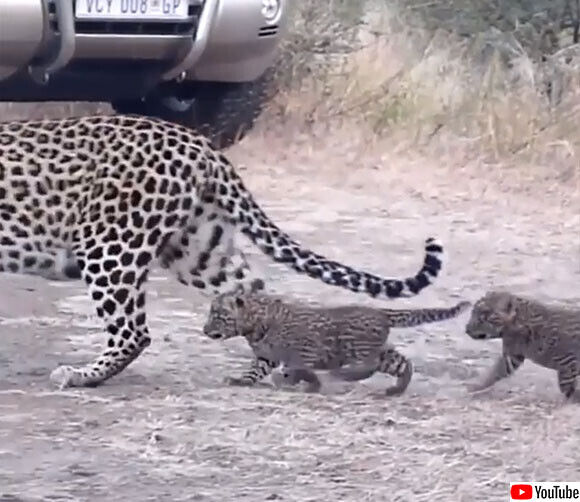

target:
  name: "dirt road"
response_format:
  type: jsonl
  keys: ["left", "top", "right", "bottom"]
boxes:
{"left": 1, "top": 132, "right": 579, "bottom": 501}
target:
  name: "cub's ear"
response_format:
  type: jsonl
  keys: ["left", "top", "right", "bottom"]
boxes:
{"left": 497, "top": 293, "right": 516, "bottom": 321}
{"left": 249, "top": 278, "right": 265, "bottom": 293}
{"left": 235, "top": 296, "right": 245, "bottom": 309}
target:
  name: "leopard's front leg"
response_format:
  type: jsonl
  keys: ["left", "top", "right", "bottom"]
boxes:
{"left": 225, "top": 357, "right": 277, "bottom": 387}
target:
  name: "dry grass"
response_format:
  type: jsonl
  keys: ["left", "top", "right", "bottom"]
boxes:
{"left": 269, "top": 1, "right": 580, "bottom": 189}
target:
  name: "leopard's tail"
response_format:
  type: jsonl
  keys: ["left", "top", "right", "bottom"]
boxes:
{"left": 383, "top": 300, "right": 472, "bottom": 328}
{"left": 215, "top": 162, "right": 444, "bottom": 300}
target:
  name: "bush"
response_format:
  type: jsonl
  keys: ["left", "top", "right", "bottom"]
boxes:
{"left": 269, "top": 0, "right": 580, "bottom": 162}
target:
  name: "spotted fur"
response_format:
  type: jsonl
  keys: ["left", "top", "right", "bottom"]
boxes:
{"left": 0, "top": 114, "right": 445, "bottom": 388}
{"left": 203, "top": 291, "right": 470, "bottom": 395}
{"left": 466, "top": 290, "right": 580, "bottom": 399}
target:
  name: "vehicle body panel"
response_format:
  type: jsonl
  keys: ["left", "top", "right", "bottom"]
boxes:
{"left": 187, "top": 0, "right": 288, "bottom": 82}
{"left": 0, "top": 0, "right": 45, "bottom": 80}
{"left": 0, "top": 0, "right": 288, "bottom": 101}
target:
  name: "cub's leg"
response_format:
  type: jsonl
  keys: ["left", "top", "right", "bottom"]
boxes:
{"left": 329, "top": 365, "right": 377, "bottom": 382}
{"left": 554, "top": 353, "right": 578, "bottom": 398}
{"left": 272, "top": 366, "right": 322, "bottom": 393}
{"left": 50, "top": 232, "right": 162, "bottom": 388}
{"left": 328, "top": 352, "right": 380, "bottom": 382}
{"left": 375, "top": 346, "right": 413, "bottom": 396}
{"left": 160, "top": 209, "right": 264, "bottom": 295}
{"left": 226, "top": 357, "right": 278, "bottom": 387}
{"left": 469, "top": 352, "right": 525, "bottom": 393}
{"left": 259, "top": 344, "right": 322, "bottom": 392}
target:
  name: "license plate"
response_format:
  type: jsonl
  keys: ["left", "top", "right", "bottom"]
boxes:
{"left": 75, "top": 0, "right": 189, "bottom": 20}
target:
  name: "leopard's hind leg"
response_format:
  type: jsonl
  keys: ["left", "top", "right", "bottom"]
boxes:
{"left": 160, "top": 206, "right": 265, "bottom": 295}
{"left": 48, "top": 187, "right": 187, "bottom": 388}
{"left": 49, "top": 204, "right": 263, "bottom": 388}
{"left": 50, "top": 234, "right": 159, "bottom": 387}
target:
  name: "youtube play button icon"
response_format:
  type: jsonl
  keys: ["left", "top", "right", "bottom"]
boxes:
{"left": 511, "top": 484, "right": 533, "bottom": 500}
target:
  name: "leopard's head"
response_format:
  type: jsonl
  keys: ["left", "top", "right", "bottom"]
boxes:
{"left": 466, "top": 290, "right": 517, "bottom": 340}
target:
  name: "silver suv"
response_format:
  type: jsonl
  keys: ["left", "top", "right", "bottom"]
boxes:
{"left": 0, "top": 0, "right": 289, "bottom": 147}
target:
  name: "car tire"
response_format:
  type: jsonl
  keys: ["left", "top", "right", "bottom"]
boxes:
{"left": 111, "top": 68, "right": 276, "bottom": 149}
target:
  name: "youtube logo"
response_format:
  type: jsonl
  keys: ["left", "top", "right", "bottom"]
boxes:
{"left": 510, "top": 481, "right": 580, "bottom": 500}
{"left": 511, "top": 484, "right": 533, "bottom": 500}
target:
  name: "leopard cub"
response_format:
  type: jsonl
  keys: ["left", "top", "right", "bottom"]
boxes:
{"left": 203, "top": 290, "right": 471, "bottom": 395}
{"left": 466, "top": 290, "right": 580, "bottom": 399}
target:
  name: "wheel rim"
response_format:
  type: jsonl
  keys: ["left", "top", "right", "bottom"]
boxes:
{"left": 160, "top": 95, "right": 195, "bottom": 113}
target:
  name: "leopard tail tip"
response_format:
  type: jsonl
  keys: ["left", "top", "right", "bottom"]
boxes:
{"left": 419, "top": 236, "right": 445, "bottom": 284}
{"left": 424, "top": 236, "right": 444, "bottom": 270}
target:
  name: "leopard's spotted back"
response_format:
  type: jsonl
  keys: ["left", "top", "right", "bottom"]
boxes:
{"left": 0, "top": 114, "right": 445, "bottom": 388}
{"left": 203, "top": 291, "right": 471, "bottom": 393}
{"left": 466, "top": 290, "right": 580, "bottom": 398}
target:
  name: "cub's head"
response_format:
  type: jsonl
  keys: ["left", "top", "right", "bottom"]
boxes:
{"left": 202, "top": 290, "right": 248, "bottom": 341}
{"left": 202, "top": 280, "right": 265, "bottom": 340}
{"left": 466, "top": 290, "right": 518, "bottom": 340}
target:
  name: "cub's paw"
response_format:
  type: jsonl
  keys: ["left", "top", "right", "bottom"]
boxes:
{"left": 270, "top": 370, "right": 287, "bottom": 389}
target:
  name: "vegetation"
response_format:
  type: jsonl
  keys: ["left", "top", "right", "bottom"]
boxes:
{"left": 272, "top": 0, "right": 580, "bottom": 164}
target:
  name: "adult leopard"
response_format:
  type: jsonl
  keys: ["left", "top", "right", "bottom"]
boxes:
{"left": 0, "top": 114, "right": 444, "bottom": 388}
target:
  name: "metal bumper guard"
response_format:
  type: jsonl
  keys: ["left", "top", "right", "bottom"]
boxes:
{"left": 28, "top": 0, "right": 217, "bottom": 84}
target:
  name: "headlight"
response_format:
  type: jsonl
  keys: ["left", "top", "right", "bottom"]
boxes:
{"left": 261, "top": 0, "right": 281, "bottom": 23}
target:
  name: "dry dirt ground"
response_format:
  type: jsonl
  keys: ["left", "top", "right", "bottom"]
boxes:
{"left": 0, "top": 126, "right": 579, "bottom": 502}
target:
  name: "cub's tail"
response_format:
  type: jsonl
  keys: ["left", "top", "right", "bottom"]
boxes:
{"left": 384, "top": 300, "right": 472, "bottom": 328}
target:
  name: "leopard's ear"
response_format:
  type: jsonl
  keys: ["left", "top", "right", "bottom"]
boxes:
{"left": 235, "top": 295, "right": 245, "bottom": 309}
